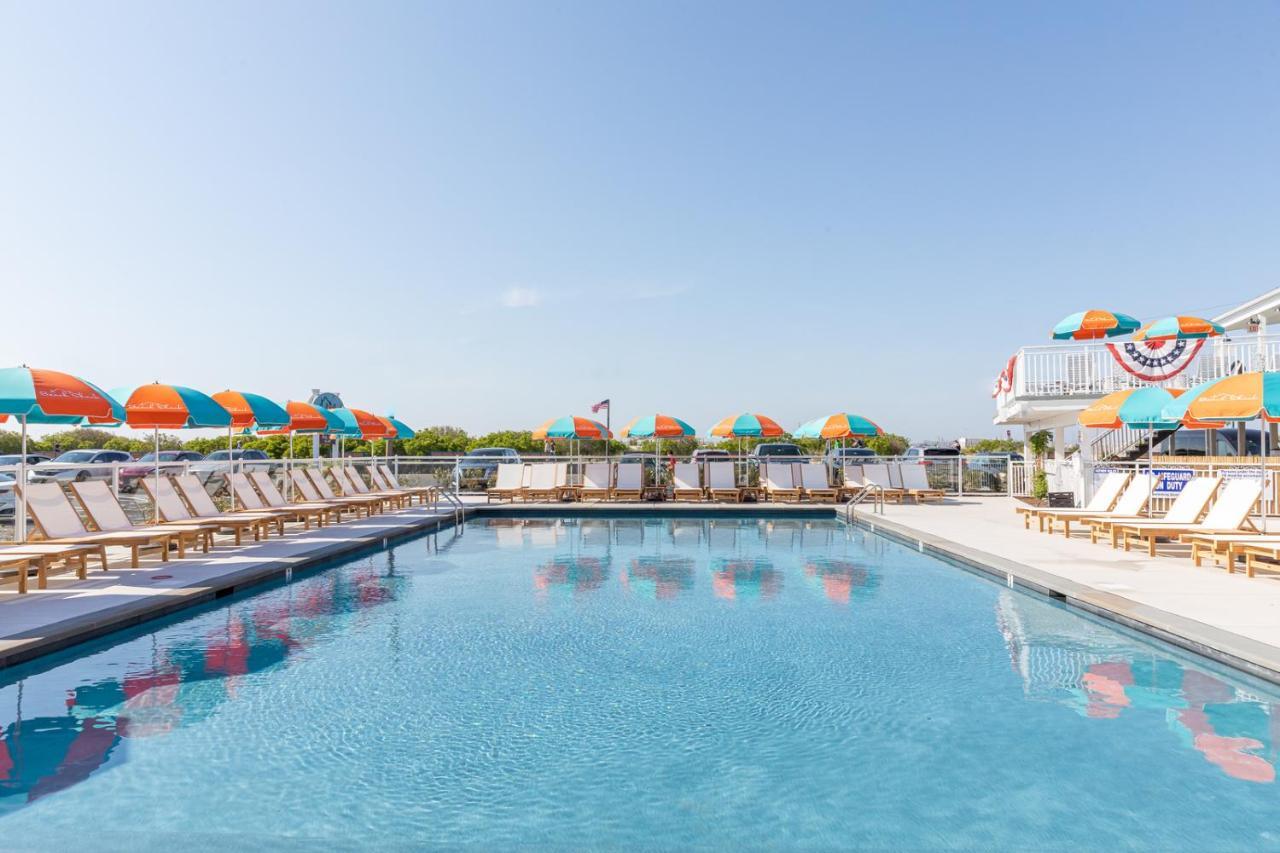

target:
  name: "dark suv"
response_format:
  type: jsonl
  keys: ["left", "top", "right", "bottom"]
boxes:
{"left": 749, "top": 443, "right": 807, "bottom": 460}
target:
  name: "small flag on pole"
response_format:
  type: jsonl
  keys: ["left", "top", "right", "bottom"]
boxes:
{"left": 591, "top": 399, "right": 610, "bottom": 413}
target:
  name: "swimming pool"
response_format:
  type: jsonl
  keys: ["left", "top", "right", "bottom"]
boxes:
{"left": 1, "top": 514, "right": 1278, "bottom": 849}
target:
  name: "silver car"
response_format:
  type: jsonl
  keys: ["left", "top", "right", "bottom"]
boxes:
{"left": 29, "top": 449, "right": 133, "bottom": 484}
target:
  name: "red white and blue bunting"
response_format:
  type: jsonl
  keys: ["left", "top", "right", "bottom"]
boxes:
{"left": 1106, "top": 339, "right": 1204, "bottom": 382}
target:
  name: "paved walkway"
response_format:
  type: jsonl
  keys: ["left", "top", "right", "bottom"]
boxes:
{"left": 0, "top": 503, "right": 466, "bottom": 667}
{"left": 855, "top": 497, "right": 1280, "bottom": 683}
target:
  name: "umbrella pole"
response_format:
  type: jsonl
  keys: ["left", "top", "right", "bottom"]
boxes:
{"left": 17, "top": 415, "right": 27, "bottom": 544}
{"left": 286, "top": 429, "right": 293, "bottom": 501}
{"left": 228, "top": 425, "right": 236, "bottom": 511}
{"left": 1147, "top": 425, "right": 1154, "bottom": 518}
{"left": 1263, "top": 419, "right": 1270, "bottom": 534}
{"left": 154, "top": 427, "right": 162, "bottom": 523}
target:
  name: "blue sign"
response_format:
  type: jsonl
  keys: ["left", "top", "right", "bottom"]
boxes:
{"left": 1153, "top": 469, "right": 1193, "bottom": 496}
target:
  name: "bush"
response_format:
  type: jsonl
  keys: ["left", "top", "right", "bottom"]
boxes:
{"left": 1032, "top": 469, "right": 1048, "bottom": 499}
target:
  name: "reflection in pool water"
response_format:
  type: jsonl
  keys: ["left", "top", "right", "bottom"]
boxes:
{"left": 1, "top": 516, "right": 1278, "bottom": 848}
{"left": 0, "top": 565, "right": 401, "bottom": 813}
{"left": 997, "top": 589, "right": 1279, "bottom": 783}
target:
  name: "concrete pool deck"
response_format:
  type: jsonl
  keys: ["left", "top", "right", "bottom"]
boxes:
{"left": 851, "top": 496, "right": 1280, "bottom": 685}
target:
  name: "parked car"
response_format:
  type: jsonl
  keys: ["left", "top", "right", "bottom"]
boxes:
{"left": 749, "top": 443, "right": 807, "bottom": 459}
{"left": 454, "top": 447, "right": 522, "bottom": 486}
{"left": 119, "top": 450, "right": 206, "bottom": 492}
{"left": 826, "top": 446, "right": 878, "bottom": 466}
{"left": 189, "top": 449, "right": 275, "bottom": 488}
{"left": 29, "top": 449, "right": 133, "bottom": 484}
{"left": 902, "top": 445, "right": 961, "bottom": 462}
{"left": 0, "top": 453, "right": 52, "bottom": 468}
{"left": 0, "top": 472, "right": 14, "bottom": 516}
{"left": 691, "top": 448, "right": 731, "bottom": 462}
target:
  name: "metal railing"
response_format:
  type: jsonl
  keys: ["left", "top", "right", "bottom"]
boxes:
{"left": 995, "top": 332, "right": 1280, "bottom": 411}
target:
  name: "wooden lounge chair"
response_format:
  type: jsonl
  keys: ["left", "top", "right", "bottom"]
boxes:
{"left": 337, "top": 465, "right": 411, "bottom": 509}
{"left": 764, "top": 463, "right": 802, "bottom": 502}
{"left": 0, "top": 543, "right": 101, "bottom": 593}
{"left": 861, "top": 464, "right": 906, "bottom": 503}
{"left": 1038, "top": 474, "right": 1156, "bottom": 537}
{"left": 174, "top": 474, "right": 286, "bottom": 538}
{"left": 899, "top": 464, "right": 945, "bottom": 503}
{"left": 307, "top": 468, "right": 385, "bottom": 515}
{"left": 1017, "top": 472, "right": 1128, "bottom": 531}
{"left": 290, "top": 469, "right": 376, "bottom": 517}
{"left": 1231, "top": 538, "right": 1280, "bottom": 577}
{"left": 613, "top": 463, "right": 643, "bottom": 501}
{"left": 672, "top": 462, "right": 704, "bottom": 501}
{"left": 579, "top": 463, "right": 612, "bottom": 501}
{"left": 555, "top": 463, "right": 579, "bottom": 501}
{"left": 71, "top": 480, "right": 217, "bottom": 559}
{"left": 1087, "top": 476, "right": 1220, "bottom": 546}
{"left": 17, "top": 482, "right": 175, "bottom": 568}
{"left": 488, "top": 463, "right": 527, "bottom": 503}
{"left": 230, "top": 473, "right": 331, "bottom": 529}
{"left": 142, "top": 476, "right": 271, "bottom": 545}
{"left": 706, "top": 461, "right": 742, "bottom": 503}
{"left": 522, "top": 464, "right": 560, "bottom": 502}
{"left": 250, "top": 471, "right": 347, "bottom": 524}
{"left": 373, "top": 465, "right": 434, "bottom": 505}
{"left": 798, "top": 463, "right": 838, "bottom": 502}
{"left": 837, "top": 464, "right": 867, "bottom": 502}
{"left": 1116, "top": 479, "right": 1262, "bottom": 558}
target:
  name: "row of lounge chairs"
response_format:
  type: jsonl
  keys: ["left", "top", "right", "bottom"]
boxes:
{"left": 0, "top": 464, "right": 431, "bottom": 593}
{"left": 487, "top": 461, "right": 946, "bottom": 504}
{"left": 1016, "top": 470, "right": 1280, "bottom": 576}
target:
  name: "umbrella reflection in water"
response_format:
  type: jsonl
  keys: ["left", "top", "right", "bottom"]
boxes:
{"left": 802, "top": 557, "right": 878, "bottom": 605}
{"left": 621, "top": 556, "right": 696, "bottom": 600}
{"left": 996, "top": 589, "right": 1279, "bottom": 783}
{"left": 710, "top": 557, "right": 781, "bottom": 601}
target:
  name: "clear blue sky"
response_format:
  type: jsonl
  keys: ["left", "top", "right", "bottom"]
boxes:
{"left": 3, "top": 1, "right": 1278, "bottom": 441}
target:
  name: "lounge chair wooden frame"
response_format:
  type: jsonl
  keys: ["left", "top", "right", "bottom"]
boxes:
{"left": 291, "top": 470, "right": 376, "bottom": 517}
{"left": 250, "top": 471, "right": 347, "bottom": 525}
{"left": 579, "top": 463, "right": 612, "bottom": 501}
{"left": 0, "top": 543, "right": 101, "bottom": 593}
{"left": 17, "top": 483, "right": 176, "bottom": 568}
{"left": 487, "top": 463, "right": 527, "bottom": 503}
{"left": 1110, "top": 480, "right": 1261, "bottom": 557}
{"left": 373, "top": 465, "right": 434, "bottom": 505}
{"left": 172, "top": 475, "right": 284, "bottom": 541}
{"left": 71, "top": 480, "right": 217, "bottom": 559}
{"left": 706, "top": 462, "right": 742, "bottom": 503}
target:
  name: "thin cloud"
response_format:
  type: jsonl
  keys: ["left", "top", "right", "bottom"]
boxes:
{"left": 500, "top": 287, "right": 541, "bottom": 309}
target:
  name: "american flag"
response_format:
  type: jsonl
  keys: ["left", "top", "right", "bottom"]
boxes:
{"left": 590, "top": 399, "right": 609, "bottom": 413}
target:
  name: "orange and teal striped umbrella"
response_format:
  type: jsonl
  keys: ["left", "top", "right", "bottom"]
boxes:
{"left": 793, "top": 413, "right": 882, "bottom": 439}
{"left": 532, "top": 415, "right": 612, "bottom": 440}
{"left": 0, "top": 366, "right": 123, "bottom": 424}
{"left": 109, "top": 383, "right": 232, "bottom": 429}
{"left": 708, "top": 412, "right": 785, "bottom": 438}
{"left": 1133, "top": 316, "right": 1225, "bottom": 342}
{"left": 1051, "top": 310, "right": 1140, "bottom": 340}
{"left": 258, "top": 400, "right": 344, "bottom": 434}
{"left": 211, "top": 390, "right": 290, "bottom": 431}
{"left": 330, "top": 407, "right": 393, "bottom": 439}
{"left": 620, "top": 413, "right": 695, "bottom": 438}
{"left": 1167, "top": 372, "right": 1280, "bottom": 424}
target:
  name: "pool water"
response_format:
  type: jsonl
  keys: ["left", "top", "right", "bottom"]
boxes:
{"left": 1, "top": 515, "right": 1278, "bottom": 850}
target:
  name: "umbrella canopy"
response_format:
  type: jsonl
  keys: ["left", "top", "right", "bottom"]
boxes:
{"left": 708, "top": 413, "right": 785, "bottom": 438}
{"left": 793, "top": 413, "right": 883, "bottom": 439}
{"left": 211, "top": 390, "right": 290, "bottom": 431}
{"left": 1051, "top": 310, "right": 1141, "bottom": 341}
{"left": 1166, "top": 372, "right": 1280, "bottom": 424}
{"left": 110, "top": 383, "right": 232, "bottom": 428}
{"left": 383, "top": 415, "right": 416, "bottom": 440}
{"left": 532, "top": 415, "right": 612, "bottom": 441}
{"left": 329, "top": 407, "right": 392, "bottom": 439}
{"left": 0, "top": 366, "right": 123, "bottom": 424}
{"left": 620, "top": 414, "right": 695, "bottom": 438}
{"left": 1078, "top": 387, "right": 1196, "bottom": 430}
{"left": 258, "top": 400, "right": 344, "bottom": 434}
{"left": 1133, "top": 316, "right": 1225, "bottom": 342}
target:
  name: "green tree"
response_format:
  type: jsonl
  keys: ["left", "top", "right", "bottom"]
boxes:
{"left": 963, "top": 438, "right": 1022, "bottom": 455}
{"left": 866, "top": 433, "right": 909, "bottom": 456}
{"left": 0, "top": 430, "right": 23, "bottom": 454}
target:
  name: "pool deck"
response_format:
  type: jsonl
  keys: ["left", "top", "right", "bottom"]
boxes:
{"left": 852, "top": 497, "right": 1280, "bottom": 686}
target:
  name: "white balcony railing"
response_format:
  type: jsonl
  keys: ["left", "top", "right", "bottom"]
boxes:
{"left": 995, "top": 332, "right": 1280, "bottom": 412}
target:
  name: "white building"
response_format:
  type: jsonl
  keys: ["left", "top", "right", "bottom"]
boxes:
{"left": 992, "top": 288, "right": 1280, "bottom": 494}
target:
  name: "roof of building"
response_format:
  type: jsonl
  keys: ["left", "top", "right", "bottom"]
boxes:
{"left": 1214, "top": 287, "right": 1280, "bottom": 330}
